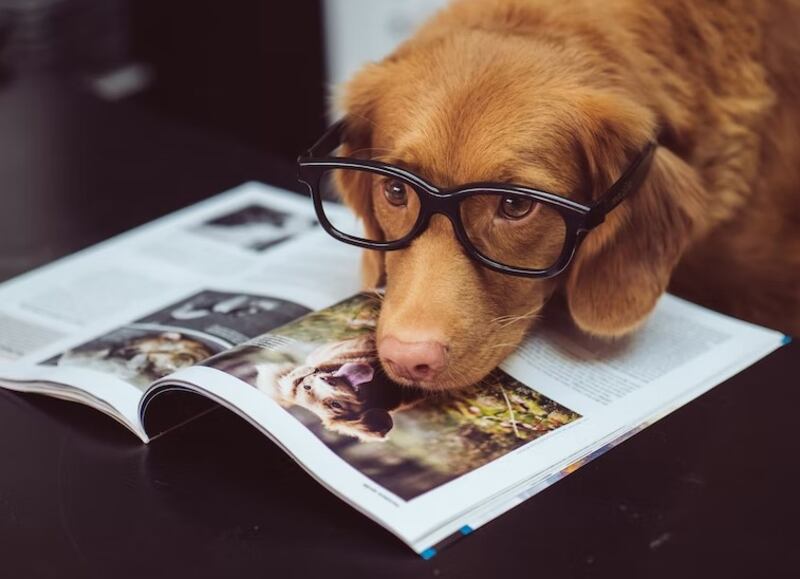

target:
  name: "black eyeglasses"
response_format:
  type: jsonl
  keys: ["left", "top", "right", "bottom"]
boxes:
{"left": 297, "top": 119, "right": 655, "bottom": 278}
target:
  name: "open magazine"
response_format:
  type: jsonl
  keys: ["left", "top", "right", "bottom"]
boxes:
{"left": 0, "top": 182, "right": 788, "bottom": 557}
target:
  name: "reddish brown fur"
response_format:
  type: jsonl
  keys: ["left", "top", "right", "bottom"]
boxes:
{"left": 335, "top": 0, "right": 800, "bottom": 390}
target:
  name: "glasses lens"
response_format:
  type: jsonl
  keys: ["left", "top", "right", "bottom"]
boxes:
{"left": 319, "top": 168, "right": 421, "bottom": 243}
{"left": 460, "top": 193, "right": 568, "bottom": 272}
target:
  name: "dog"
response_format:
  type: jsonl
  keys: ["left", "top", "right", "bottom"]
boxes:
{"left": 255, "top": 336, "right": 425, "bottom": 441}
{"left": 333, "top": 0, "right": 800, "bottom": 392}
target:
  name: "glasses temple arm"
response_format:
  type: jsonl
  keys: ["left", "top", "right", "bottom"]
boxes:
{"left": 587, "top": 142, "right": 657, "bottom": 226}
{"left": 304, "top": 118, "right": 347, "bottom": 158}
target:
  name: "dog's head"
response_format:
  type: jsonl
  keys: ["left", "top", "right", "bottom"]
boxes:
{"left": 334, "top": 18, "right": 711, "bottom": 391}
{"left": 280, "top": 360, "right": 395, "bottom": 441}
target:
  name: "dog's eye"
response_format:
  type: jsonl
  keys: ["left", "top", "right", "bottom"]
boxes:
{"left": 303, "top": 384, "right": 312, "bottom": 391}
{"left": 499, "top": 196, "right": 536, "bottom": 220}
{"left": 329, "top": 401, "right": 343, "bottom": 410}
{"left": 383, "top": 179, "right": 408, "bottom": 207}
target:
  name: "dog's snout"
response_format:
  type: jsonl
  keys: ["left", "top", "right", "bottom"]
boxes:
{"left": 380, "top": 336, "right": 447, "bottom": 383}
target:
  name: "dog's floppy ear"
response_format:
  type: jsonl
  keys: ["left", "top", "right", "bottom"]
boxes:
{"left": 335, "top": 66, "right": 392, "bottom": 289}
{"left": 565, "top": 94, "right": 710, "bottom": 337}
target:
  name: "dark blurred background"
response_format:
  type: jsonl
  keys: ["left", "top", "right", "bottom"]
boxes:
{"left": 0, "top": 0, "right": 444, "bottom": 162}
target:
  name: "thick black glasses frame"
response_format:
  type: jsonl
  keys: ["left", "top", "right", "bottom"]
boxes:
{"left": 297, "top": 119, "right": 656, "bottom": 278}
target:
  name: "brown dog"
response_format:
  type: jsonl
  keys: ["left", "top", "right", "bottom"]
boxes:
{"left": 334, "top": 0, "right": 800, "bottom": 391}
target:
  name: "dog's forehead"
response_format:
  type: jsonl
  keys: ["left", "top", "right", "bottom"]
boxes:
{"left": 357, "top": 29, "right": 605, "bottom": 191}
{"left": 374, "top": 86, "right": 578, "bottom": 191}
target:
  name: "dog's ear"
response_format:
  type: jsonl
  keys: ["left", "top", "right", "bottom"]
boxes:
{"left": 565, "top": 93, "right": 710, "bottom": 336}
{"left": 335, "top": 66, "right": 391, "bottom": 289}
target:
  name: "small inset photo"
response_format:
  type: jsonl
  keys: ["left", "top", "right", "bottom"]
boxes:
{"left": 44, "top": 327, "right": 219, "bottom": 390}
{"left": 44, "top": 290, "right": 311, "bottom": 390}
{"left": 190, "top": 204, "right": 317, "bottom": 252}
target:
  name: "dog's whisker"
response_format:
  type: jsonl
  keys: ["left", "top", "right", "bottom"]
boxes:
{"left": 496, "top": 316, "right": 529, "bottom": 329}
{"left": 494, "top": 310, "right": 543, "bottom": 329}
{"left": 491, "top": 311, "right": 536, "bottom": 324}
{"left": 487, "top": 342, "right": 518, "bottom": 351}
{"left": 490, "top": 314, "right": 518, "bottom": 324}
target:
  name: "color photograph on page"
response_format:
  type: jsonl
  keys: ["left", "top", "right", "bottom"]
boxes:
{"left": 206, "top": 294, "right": 581, "bottom": 500}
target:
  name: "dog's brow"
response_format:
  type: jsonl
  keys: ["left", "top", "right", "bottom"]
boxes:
{"left": 373, "top": 153, "right": 421, "bottom": 173}
{"left": 510, "top": 166, "right": 575, "bottom": 196}
{"left": 349, "top": 146, "right": 394, "bottom": 160}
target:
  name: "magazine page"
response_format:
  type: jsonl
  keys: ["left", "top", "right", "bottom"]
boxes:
{"left": 0, "top": 182, "right": 362, "bottom": 440}
{"left": 410, "top": 295, "right": 789, "bottom": 554}
{"left": 152, "top": 292, "right": 785, "bottom": 553}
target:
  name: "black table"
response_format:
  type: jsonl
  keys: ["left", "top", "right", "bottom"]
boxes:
{"left": 1, "top": 74, "right": 798, "bottom": 579}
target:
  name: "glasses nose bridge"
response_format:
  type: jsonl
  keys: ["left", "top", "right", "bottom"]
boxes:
{"left": 423, "top": 190, "right": 456, "bottom": 215}
{"left": 414, "top": 189, "right": 469, "bottom": 245}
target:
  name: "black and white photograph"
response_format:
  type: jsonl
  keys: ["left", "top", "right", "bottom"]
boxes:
{"left": 190, "top": 204, "right": 317, "bottom": 252}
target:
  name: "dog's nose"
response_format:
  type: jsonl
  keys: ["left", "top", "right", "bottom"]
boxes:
{"left": 379, "top": 336, "right": 447, "bottom": 383}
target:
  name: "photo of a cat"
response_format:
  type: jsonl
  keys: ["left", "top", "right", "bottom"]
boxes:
{"left": 207, "top": 294, "right": 581, "bottom": 500}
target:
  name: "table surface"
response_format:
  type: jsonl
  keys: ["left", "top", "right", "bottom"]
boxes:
{"left": 1, "top": 74, "right": 798, "bottom": 579}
